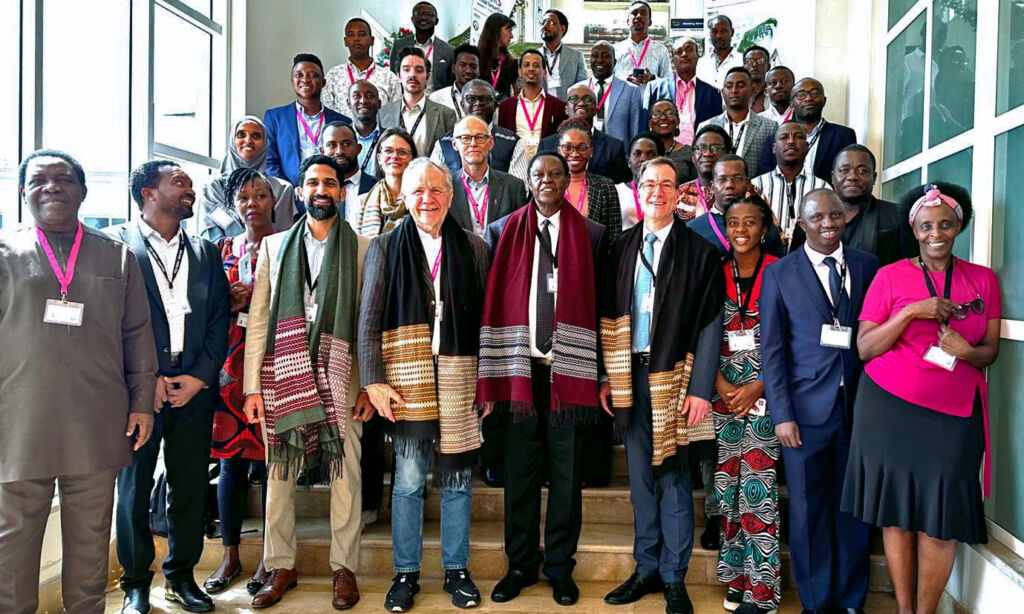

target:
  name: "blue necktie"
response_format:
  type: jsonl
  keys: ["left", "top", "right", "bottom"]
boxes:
{"left": 632, "top": 233, "right": 658, "bottom": 351}
{"left": 823, "top": 256, "right": 850, "bottom": 322}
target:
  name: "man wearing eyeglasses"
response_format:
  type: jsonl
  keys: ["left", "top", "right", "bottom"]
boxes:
{"left": 743, "top": 45, "right": 771, "bottom": 113}
{"left": 540, "top": 10, "right": 589, "bottom": 100}
{"left": 599, "top": 156, "right": 724, "bottom": 614}
{"left": 449, "top": 116, "right": 528, "bottom": 236}
{"left": 643, "top": 37, "right": 722, "bottom": 148}
{"left": 388, "top": 2, "right": 455, "bottom": 94}
{"left": 757, "top": 78, "right": 858, "bottom": 182}
{"left": 538, "top": 84, "right": 631, "bottom": 183}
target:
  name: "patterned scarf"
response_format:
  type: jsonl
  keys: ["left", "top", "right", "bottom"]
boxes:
{"left": 600, "top": 220, "right": 724, "bottom": 467}
{"left": 476, "top": 201, "right": 600, "bottom": 424}
{"left": 380, "top": 216, "right": 484, "bottom": 486}
{"left": 260, "top": 216, "right": 358, "bottom": 479}
{"left": 357, "top": 180, "right": 408, "bottom": 237}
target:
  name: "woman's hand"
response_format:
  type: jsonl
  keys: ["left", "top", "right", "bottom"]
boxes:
{"left": 938, "top": 324, "right": 973, "bottom": 360}
{"left": 228, "top": 282, "right": 251, "bottom": 313}
{"left": 725, "top": 380, "right": 765, "bottom": 417}
{"left": 905, "top": 297, "right": 956, "bottom": 322}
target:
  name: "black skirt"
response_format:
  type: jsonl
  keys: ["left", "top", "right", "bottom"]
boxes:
{"left": 841, "top": 374, "right": 987, "bottom": 543}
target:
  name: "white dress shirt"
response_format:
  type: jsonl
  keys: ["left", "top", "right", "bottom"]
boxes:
{"left": 528, "top": 208, "right": 560, "bottom": 359}
{"left": 632, "top": 219, "right": 674, "bottom": 353}
{"left": 805, "top": 118, "right": 827, "bottom": 172}
{"left": 751, "top": 165, "right": 832, "bottom": 239}
{"left": 342, "top": 171, "right": 363, "bottom": 231}
{"left": 464, "top": 169, "right": 490, "bottom": 235}
{"left": 516, "top": 92, "right": 545, "bottom": 149}
{"left": 303, "top": 221, "right": 329, "bottom": 313}
{"left": 416, "top": 226, "right": 443, "bottom": 355}
{"left": 727, "top": 115, "right": 751, "bottom": 157}
{"left": 543, "top": 43, "right": 564, "bottom": 91}
{"left": 401, "top": 95, "right": 429, "bottom": 157}
{"left": 804, "top": 241, "right": 850, "bottom": 308}
{"left": 696, "top": 48, "right": 743, "bottom": 89}
{"left": 138, "top": 218, "right": 191, "bottom": 354}
{"left": 296, "top": 102, "right": 326, "bottom": 162}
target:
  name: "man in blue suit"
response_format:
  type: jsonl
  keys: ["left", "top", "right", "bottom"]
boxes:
{"left": 643, "top": 38, "right": 720, "bottom": 147}
{"left": 265, "top": 53, "right": 351, "bottom": 187}
{"left": 758, "top": 78, "right": 856, "bottom": 182}
{"left": 760, "top": 189, "right": 877, "bottom": 614}
{"left": 538, "top": 83, "right": 631, "bottom": 183}
{"left": 573, "top": 42, "right": 645, "bottom": 146}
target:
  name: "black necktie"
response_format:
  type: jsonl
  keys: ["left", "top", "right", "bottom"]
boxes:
{"left": 597, "top": 80, "right": 606, "bottom": 121}
{"left": 823, "top": 256, "right": 850, "bottom": 321}
{"left": 536, "top": 220, "right": 555, "bottom": 354}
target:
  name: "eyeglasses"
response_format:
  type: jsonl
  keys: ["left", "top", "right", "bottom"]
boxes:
{"left": 792, "top": 88, "right": 824, "bottom": 101}
{"left": 713, "top": 174, "right": 746, "bottom": 185}
{"left": 649, "top": 109, "right": 678, "bottom": 120}
{"left": 454, "top": 134, "right": 491, "bottom": 145}
{"left": 412, "top": 10, "right": 436, "bottom": 18}
{"left": 638, "top": 180, "right": 677, "bottom": 192}
{"left": 559, "top": 143, "right": 592, "bottom": 154}
{"left": 693, "top": 144, "right": 727, "bottom": 155}
{"left": 380, "top": 147, "right": 413, "bottom": 158}
{"left": 745, "top": 57, "right": 769, "bottom": 66}
{"left": 952, "top": 297, "right": 985, "bottom": 320}
{"left": 566, "top": 95, "right": 597, "bottom": 105}
{"left": 462, "top": 94, "right": 494, "bottom": 104}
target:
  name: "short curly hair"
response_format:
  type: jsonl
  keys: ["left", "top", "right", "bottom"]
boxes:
{"left": 129, "top": 160, "right": 181, "bottom": 208}
{"left": 18, "top": 149, "right": 86, "bottom": 191}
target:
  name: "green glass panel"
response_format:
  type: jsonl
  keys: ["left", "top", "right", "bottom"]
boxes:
{"left": 881, "top": 168, "right": 922, "bottom": 203}
{"left": 929, "top": 0, "right": 977, "bottom": 146}
{"left": 985, "top": 340, "right": 1024, "bottom": 541}
{"left": 927, "top": 148, "right": 973, "bottom": 261}
{"left": 996, "top": 0, "right": 1024, "bottom": 115}
{"left": 888, "top": 0, "right": 919, "bottom": 29}
{"left": 993, "top": 125, "right": 1024, "bottom": 320}
{"left": 884, "top": 13, "right": 927, "bottom": 167}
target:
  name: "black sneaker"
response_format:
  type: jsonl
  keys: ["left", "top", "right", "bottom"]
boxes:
{"left": 723, "top": 587, "right": 743, "bottom": 611}
{"left": 384, "top": 572, "right": 420, "bottom": 612}
{"left": 443, "top": 568, "right": 481, "bottom": 609}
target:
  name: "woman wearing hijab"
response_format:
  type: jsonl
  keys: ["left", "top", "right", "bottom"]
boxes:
{"left": 197, "top": 116, "right": 297, "bottom": 242}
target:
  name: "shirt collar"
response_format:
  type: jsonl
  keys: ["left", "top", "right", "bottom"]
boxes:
{"left": 303, "top": 219, "right": 330, "bottom": 246}
{"left": 804, "top": 241, "right": 844, "bottom": 267}
{"left": 631, "top": 36, "right": 651, "bottom": 49}
{"left": 415, "top": 35, "right": 435, "bottom": 49}
{"left": 544, "top": 43, "right": 563, "bottom": 57}
{"left": 465, "top": 169, "right": 490, "bottom": 188}
{"left": 358, "top": 125, "right": 380, "bottom": 141}
{"left": 137, "top": 217, "right": 181, "bottom": 247}
{"left": 416, "top": 225, "right": 442, "bottom": 248}
{"left": 344, "top": 171, "right": 361, "bottom": 188}
{"left": 643, "top": 219, "right": 674, "bottom": 243}
{"left": 715, "top": 48, "right": 740, "bottom": 68}
{"left": 295, "top": 101, "right": 324, "bottom": 119}
{"left": 773, "top": 164, "right": 815, "bottom": 181}
{"left": 404, "top": 95, "right": 426, "bottom": 112}
{"left": 676, "top": 74, "right": 696, "bottom": 88}
{"left": 537, "top": 206, "right": 561, "bottom": 228}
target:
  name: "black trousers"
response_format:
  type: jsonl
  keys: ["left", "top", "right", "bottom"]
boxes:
{"left": 360, "top": 413, "right": 386, "bottom": 511}
{"left": 116, "top": 403, "right": 213, "bottom": 589}
{"left": 503, "top": 361, "right": 584, "bottom": 579}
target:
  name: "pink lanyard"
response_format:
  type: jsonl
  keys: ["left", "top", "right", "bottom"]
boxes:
{"left": 565, "top": 175, "right": 587, "bottom": 211}
{"left": 296, "top": 106, "right": 324, "bottom": 146}
{"left": 347, "top": 63, "right": 375, "bottom": 83}
{"left": 631, "top": 181, "right": 643, "bottom": 221}
{"left": 491, "top": 55, "right": 504, "bottom": 87}
{"left": 430, "top": 244, "right": 443, "bottom": 282}
{"left": 695, "top": 179, "right": 728, "bottom": 249}
{"left": 695, "top": 178, "right": 711, "bottom": 214}
{"left": 629, "top": 39, "right": 651, "bottom": 69}
{"left": 425, "top": 42, "right": 434, "bottom": 60}
{"left": 519, "top": 94, "right": 545, "bottom": 132}
{"left": 590, "top": 78, "right": 613, "bottom": 110}
{"left": 780, "top": 107, "right": 794, "bottom": 122}
{"left": 461, "top": 175, "right": 489, "bottom": 229}
{"left": 36, "top": 222, "right": 83, "bottom": 301}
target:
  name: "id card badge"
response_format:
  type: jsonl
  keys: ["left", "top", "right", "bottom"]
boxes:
{"left": 546, "top": 73, "right": 561, "bottom": 90}
{"left": 165, "top": 296, "right": 192, "bottom": 317}
{"left": 209, "top": 207, "right": 235, "bottom": 229}
{"left": 924, "top": 345, "right": 957, "bottom": 371}
{"left": 727, "top": 329, "right": 756, "bottom": 351}
{"left": 547, "top": 271, "right": 558, "bottom": 294}
{"left": 749, "top": 397, "right": 767, "bottom": 417}
{"left": 304, "top": 303, "right": 318, "bottom": 323}
{"left": 236, "top": 312, "right": 249, "bottom": 328}
{"left": 43, "top": 298, "right": 84, "bottom": 326}
{"left": 640, "top": 291, "right": 654, "bottom": 313}
{"left": 820, "top": 323, "right": 852, "bottom": 349}
{"left": 435, "top": 300, "right": 444, "bottom": 323}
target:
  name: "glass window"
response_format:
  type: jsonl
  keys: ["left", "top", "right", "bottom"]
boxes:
{"left": 881, "top": 168, "right": 921, "bottom": 202}
{"left": 884, "top": 13, "right": 927, "bottom": 168}
{"left": 153, "top": 5, "right": 212, "bottom": 157}
{"left": 889, "top": 0, "right": 919, "bottom": 29}
{"left": 177, "top": 0, "right": 212, "bottom": 18}
{"left": 993, "top": 125, "right": 1024, "bottom": 320}
{"left": 0, "top": 1, "right": 18, "bottom": 229}
{"left": 927, "top": 148, "right": 973, "bottom": 260}
{"left": 929, "top": 0, "right": 976, "bottom": 146}
{"left": 996, "top": 0, "right": 1024, "bottom": 114}
{"left": 985, "top": 340, "right": 1024, "bottom": 539}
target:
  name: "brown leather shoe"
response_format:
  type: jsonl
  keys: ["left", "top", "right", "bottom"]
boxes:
{"left": 251, "top": 568, "right": 298, "bottom": 609}
{"left": 332, "top": 566, "right": 360, "bottom": 610}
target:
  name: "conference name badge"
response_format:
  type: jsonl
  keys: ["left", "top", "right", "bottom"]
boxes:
{"left": 749, "top": 398, "right": 767, "bottom": 417}
{"left": 305, "top": 303, "right": 318, "bottom": 323}
{"left": 547, "top": 270, "right": 558, "bottom": 294}
{"left": 43, "top": 298, "right": 84, "bottom": 326}
{"left": 640, "top": 291, "right": 654, "bottom": 314}
{"left": 924, "top": 345, "right": 957, "bottom": 371}
{"left": 165, "top": 296, "right": 193, "bottom": 317}
{"left": 727, "top": 329, "right": 756, "bottom": 351}
{"left": 236, "top": 312, "right": 249, "bottom": 328}
{"left": 820, "top": 323, "right": 852, "bottom": 349}
{"left": 209, "top": 207, "right": 235, "bottom": 229}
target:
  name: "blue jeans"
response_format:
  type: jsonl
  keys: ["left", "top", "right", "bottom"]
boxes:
{"left": 391, "top": 450, "right": 472, "bottom": 573}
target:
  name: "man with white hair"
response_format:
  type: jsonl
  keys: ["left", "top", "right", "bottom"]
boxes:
{"left": 449, "top": 116, "right": 529, "bottom": 235}
{"left": 643, "top": 37, "right": 722, "bottom": 147}
{"left": 358, "top": 158, "right": 491, "bottom": 612}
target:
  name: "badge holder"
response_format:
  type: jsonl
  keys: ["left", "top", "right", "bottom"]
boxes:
{"left": 924, "top": 345, "right": 957, "bottom": 371}
{"left": 820, "top": 321, "right": 852, "bottom": 349}
{"left": 749, "top": 397, "right": 767, "bottom": 417}
{"left": 236, "top": 311, "right": 249, "bottom": 328}
{"left": 43, "top": 296, "right": 84, "bottom": 326}
{"left": 547, "top": 270, "right": 558, "bottom": 294}
{"left": 727, "top": 329, "right": 756, "bottom": 351}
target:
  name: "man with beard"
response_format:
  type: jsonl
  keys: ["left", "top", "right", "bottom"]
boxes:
{"left": 743, "top": 45, "right": 771, "bottom": 113}
{"left": 323, "top": 18, "right": 401, "bottom": 117}
{"left": 321, "top": 121, "right": 377, "bottom": 228}
{"left": 572, "top": 42, "right": 645, "bottom": 146}
{"left": 111, "top": 161, "right": 230, "bottom": 614}
{"left": 687, "top": 154, "right": 784, "bottom": 257}
{"left": 497, "top": 49, "right": 568, "bottom": 159}
{"left": 696, "top": 15, "right": 743, "bottom": 88}
{"left": 432, "top": 79, "right": 528, "bottom": 181}
{"left": 539, "top": 10, "right": 589, "bottom": 100}
{"left": 349, "top": 80, "right": 384, "bottom": 177}
{"left": 613, "top": 1, "right": 671, "bottom": 86}
{"left": 758, "top": 78, "right": 857, "bottom": 182}
{"left": 697, "top": 67, "right": 778, "bottom": 179}
{"left": 388, "top": 2, "right": 455, "bottom": 94}
{"left": 538, "top": 84, "right": 630, "bottom": 183}
{"left": 380, "top": 47, "right": 457, "bottom": 165}
{"left": 243, "top": 154, "right": 372, "bottom": 610}
{"left": 751, "top": 121, "right": 832, "bottom": 241}
{"left": 428, "top": 44, "right": 480, "bottom": 120}
{"left": 761, "top": 65, "right": 795, "bottom": 124}
{"left": 643, "top": 37, "right": 721, "bottom": 148}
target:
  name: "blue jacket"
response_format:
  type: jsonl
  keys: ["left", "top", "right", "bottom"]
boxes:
{"left": 574, "top": 76, "right": 646, "bottom": 147}
{"left": 758, "top": 121, "right": 857, "bottom": 182}
{"left": 643, "top": 76, "right": 721, "bottom": 131}
{"left": 264, "top": 102, "right": 351, "bottom": 187}
{"left": 759, "top": 245, "right": 878, "bottom": 426}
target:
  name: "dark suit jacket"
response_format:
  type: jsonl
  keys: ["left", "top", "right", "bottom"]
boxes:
{"left": 643, "top": 76, "right": 721, "bottom": 128}
{"left": 356, "top": 171, "right": 377, "bottom": 195}
{"left": 579, "top": 76, "right": 645, "bottom": 146}
{"left": 450, "top": 168, "right": 529, "bottom": 234}
{"left": 388, "top": 35, "right": 455, "bottom": 92}
{"left": 538, "top": 129, "right": 630, "bottom": 184}
{"left": 379, "top": 97, "right": 457, "bottom": 158}
{"left": 760, "top": 246, "right": 879, "bottom": 426}
{"left": 264, "top": 102, "right": 351, "bottom": 187}
{"left": 484, "top": 205, "right": 608, "bottom": 265}
{"left": 787, "top": 197, "right": 919, "bottom": 266}
{"left": 758, "top": 121, "right": 857, "bottom": 181}
{"left": 496, "top": 93, "right": 568, "bottom": 141}
{"left": 107, "top": 223, "right": 231, "bottom": 411}
{"left": 686, "top": 209, "right": 785, "bottom": 258}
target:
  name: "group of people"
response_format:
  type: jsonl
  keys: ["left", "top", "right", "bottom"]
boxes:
{"left": 0, "top": 3, "right": 1000, "bottom": 614}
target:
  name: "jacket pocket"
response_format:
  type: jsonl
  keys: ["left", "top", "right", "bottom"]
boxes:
{"left": 792, "top": 364, "right": 817, "bottom": 380}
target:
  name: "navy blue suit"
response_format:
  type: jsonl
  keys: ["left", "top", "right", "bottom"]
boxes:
{"left": 759, "top": 245, "right": 878, "bottom": 611}
{"left": 538, "top": 128, "right": 630, "bottom": 184}
{"left": 758, "top": 121, "right": 857, "bottom": 182}
{"left": 643, "top": 76, "right": 721, "bottom": 130}
{"left": 264, "top": 102, "right": 351, "bottom": 187}
{"left": 687, "top": 209, "right": 785, "bottom": 258}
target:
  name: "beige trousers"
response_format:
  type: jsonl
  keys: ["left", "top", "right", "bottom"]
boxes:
{"left": 261, "top": 416, "right": 363, "bottom": 572}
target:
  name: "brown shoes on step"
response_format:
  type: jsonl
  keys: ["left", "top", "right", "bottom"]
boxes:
{"left": 332, "top": 566, "right": 360, "bottom": 610}
{"left": 251, "top": 567, "right": 298, "bottom": 608}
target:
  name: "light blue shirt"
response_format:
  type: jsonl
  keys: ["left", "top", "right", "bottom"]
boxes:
{"left": 357, "top": 125, "right": 381, "bottom": 177}
{"left": 296, "top": 102, "right": 326, "bottom": 163}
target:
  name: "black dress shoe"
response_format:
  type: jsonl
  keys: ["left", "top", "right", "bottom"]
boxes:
{"left": 483, "top": 467, "right": 503, "bottom": 488}
{"left": 204, "top": 564, "right": 241, "bottom": 594}
{"left": 165, "top": 579, "right": 215, "bottom": 613}
{"left": 550, "top": 575, "right": 579, "bottom": 606}
{"left": 490, "top": 568, "right": 537, "bottom": 602}
{"left": 121, "top": 588, "right": 151, "bottom": 614}
{"left": 700, "top": 518, "right": 722, "bottom": 550}
{"left": 664, "top": 582, "right": 694, "bottom": 614}
{"left": 604, "top": 572, "right": 663, "bottom": 605}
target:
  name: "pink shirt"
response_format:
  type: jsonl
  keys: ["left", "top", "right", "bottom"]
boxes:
{"left": 675, "top": 76, "right": 696, "bottom": 146}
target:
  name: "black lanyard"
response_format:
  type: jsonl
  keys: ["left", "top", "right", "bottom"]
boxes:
{"left": 399, "top": 105, "right": 427, "bottom": 140}
{"left": 144, "top": 234, "right": 185, "bottom": 290}
{"left": 816, "top": 258, "right": 847, "bottom": 324}
{"left": 360, "top": 130, "right": 382, "bottom": 172}
{"left": 920, "top": 256, "right": 954, "bottom": 310}
{"left": 729, "top": 121, "right": 747, "bottom": 154}
{"left": 731, "top": 251, "right": 765, "bottom": 327}
{"left": 639, "top": 240, "right": 657, "bottom": 288}
{"left": 452, "top": 88, "right": 463, "bottom": 118}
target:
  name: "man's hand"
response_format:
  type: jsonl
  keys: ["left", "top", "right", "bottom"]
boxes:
{"left": 125, "top": 412, "right": 154, "bottom": 451}
{"left": 353, "top": 391, "right": 375, "bottom": 422}
{"left": 725, "top": 380, "right": 765, "bottom": 416}
{"left": 480, "top": 402, "right": 495, "bottom": 420}
{"left": 627, "top": 68, "right": 655, "bottom": 86}
{"left": 165, "top": 374, "right": 206, "bottom": 407}
{"left": 153, "top": 376, "right": 168, "bottom": 413}
{"left": 775, "top": 421, "right": 802, "bottom": 448}
{"left": 365, "top": 383, "right": 403, "bottom": 422}
{"left": 681, "top": 395, "right": 711, "bottom": 426}
{"left": 599, "top": 381, "right": 614, "bottom": 417}
{"left": 243, "top": 392, "right": 265, "bottom": 424}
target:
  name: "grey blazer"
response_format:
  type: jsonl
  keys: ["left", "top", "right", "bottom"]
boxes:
{"left": 379, "top": 98, "right": 457, "bottom": 159}
{"left": 389, "top": 35, "right": 455, "bottom": 92}
{"left": 450, "top": 168, "right": 529, "bottom": 235}
{"left": 547, "top": 45, "right": 589, "bottom": 100}
{"left": 697, "top": 112, "right": 778, "bottom": 178}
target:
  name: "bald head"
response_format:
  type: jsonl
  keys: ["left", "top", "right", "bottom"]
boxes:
{"left": 453, "top": 114, "right": 494, "bottom": 170}
{"left": 567, "top": 84, "right": 598, "bottom": 123}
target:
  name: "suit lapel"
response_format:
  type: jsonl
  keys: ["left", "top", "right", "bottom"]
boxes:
{"left": 846, "top": 250, "right": 866, "bottom": 325}
{"left": 605, "top": 77, "right": 624, "bottom": 120}
{"left": 450, "top": 170, "right": 473, "bottom": 229}
{"left": 423, "top": 101, "right": 438, "bottom": 147}
{"left": 184, "top": 236, "right": 204, "bottom": 345}
{"left": 796, "top": 248, "right": 835, "bottom": 322}
{"left": 124, "top": 224, "right": 166, "bottom": 314}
